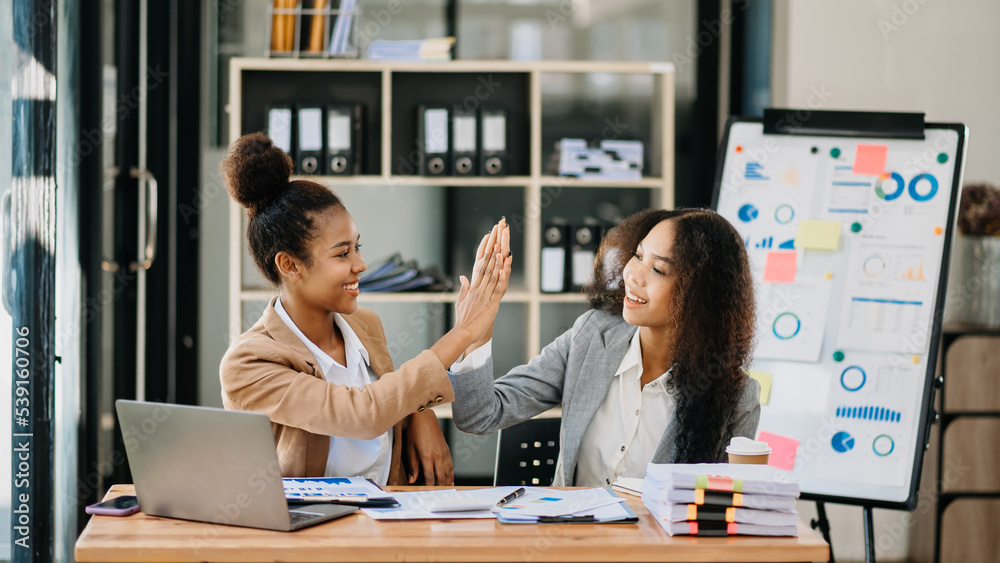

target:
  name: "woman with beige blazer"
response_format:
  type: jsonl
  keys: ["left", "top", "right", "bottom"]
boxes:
{"left": 219, "top": 132, "right": 511, "bottom": 486}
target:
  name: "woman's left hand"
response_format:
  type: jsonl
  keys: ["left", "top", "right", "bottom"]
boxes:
{"left": 404, "top": 410, "right": 454, "bottom": 485}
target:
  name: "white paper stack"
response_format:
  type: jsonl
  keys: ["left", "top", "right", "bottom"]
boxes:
{"left": 641, "top": 463, "right": 801, "bottom": 537}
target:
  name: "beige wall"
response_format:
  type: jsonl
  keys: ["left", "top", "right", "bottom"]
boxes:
{"left": 772, "top": 1, "right": 1000, "bottom": 561}
{"left": 773, "top": 0, "right": 1000, "bottom": 185}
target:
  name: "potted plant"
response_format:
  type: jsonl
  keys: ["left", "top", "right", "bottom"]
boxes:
{"left": 946, "top": 183, "right": 1000, "bottom": 327}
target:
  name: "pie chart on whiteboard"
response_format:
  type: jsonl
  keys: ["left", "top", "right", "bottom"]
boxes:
{"left": 738, "top": 204, "right": 759, "bottom": 222}
{"left": 831, "top": 431, "right": 856, "bottom": 453}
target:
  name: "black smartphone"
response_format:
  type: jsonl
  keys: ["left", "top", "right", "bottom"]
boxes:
{"left": 85, "top": 495, "right": 140, "bottom": 516}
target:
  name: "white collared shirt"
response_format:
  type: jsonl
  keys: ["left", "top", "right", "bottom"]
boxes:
{"left": 274, "top": 298, "right": 392, "bottom": 484}
{"left": 576, "top": 327, "right": 675, "bottom": 487}
{"left": 274, "top": 298, "right": 491, "bottom": 484}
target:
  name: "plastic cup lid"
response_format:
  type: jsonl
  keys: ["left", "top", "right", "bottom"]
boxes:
{"left": 725, "top": 436, "right": 772, "bottom": 455}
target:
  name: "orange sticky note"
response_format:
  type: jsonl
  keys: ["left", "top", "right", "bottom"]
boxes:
{"left": 758, "top": 431, "right": 799, "bottom": 471}
{"left": 763, "top": 251, "right": 797, "bottom": 283}
{"left": 853, "top": 144, "right": 889, "bottom": 176}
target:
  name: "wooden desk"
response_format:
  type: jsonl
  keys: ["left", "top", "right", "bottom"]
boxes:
{"left": 76, "top": 485, "right": 829, "bottom": 562}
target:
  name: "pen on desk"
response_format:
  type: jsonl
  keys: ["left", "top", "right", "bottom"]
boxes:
{"left": 497, "top": 487, "right": 526, "bottom": 506}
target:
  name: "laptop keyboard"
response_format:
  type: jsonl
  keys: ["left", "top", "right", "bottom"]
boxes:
{"left": 289, "top": 510, "right": 323, "bottom": 525}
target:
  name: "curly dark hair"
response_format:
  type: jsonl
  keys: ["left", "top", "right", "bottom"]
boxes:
{"left": 220, "top": 132, "right": 344, "bottom": 285}
{"left": 586, "top": 208, "right": 756, "bottom": 463}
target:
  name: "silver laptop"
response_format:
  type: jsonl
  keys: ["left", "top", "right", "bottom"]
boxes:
{"left": 115, "top": 400, "right": 357, "bottom": 531}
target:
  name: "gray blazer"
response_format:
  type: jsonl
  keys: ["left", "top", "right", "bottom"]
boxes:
{"left": 449, "top": 309, "right": 761, "bottom": 486}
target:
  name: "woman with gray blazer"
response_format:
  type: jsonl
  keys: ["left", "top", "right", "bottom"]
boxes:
{"left": 450, "top": 209, "right": 761, "bottom": 487}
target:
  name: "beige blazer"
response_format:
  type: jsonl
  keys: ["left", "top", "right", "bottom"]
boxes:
{"left": 220, "top": 297, "right": 455, "bottom": 484}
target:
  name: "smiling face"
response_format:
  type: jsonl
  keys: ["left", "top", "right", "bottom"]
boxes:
{"left": 621, "top": 219, "right": 678, "bottom": 328}
{"left": 291, "top": 206, "right": 367, "bottom": 314}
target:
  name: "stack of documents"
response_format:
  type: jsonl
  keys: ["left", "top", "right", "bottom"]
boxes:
{"left": 367, "top": 37, "right": 455, "bottom": 62}
{"left": 641, "top": 463, "right": 800, "bottom": 537}
{"left": 611, "top": 477, "right": 644, "bottom": 497}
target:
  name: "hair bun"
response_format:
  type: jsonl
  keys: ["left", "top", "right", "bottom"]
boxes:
{"left": 220, "top": 131, "right": 293, "bottom": 214}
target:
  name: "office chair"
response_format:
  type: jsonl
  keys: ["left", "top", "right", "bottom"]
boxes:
{"left": 493, "top": 417, "right": 562, "bottom": 486}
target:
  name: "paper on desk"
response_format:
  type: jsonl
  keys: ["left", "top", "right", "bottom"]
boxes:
{"left": 283, "top": 476, "right": 391, "bottom": 502}
{"left": 492, "top": 487, "right": 624, "bottom": 518}
{"left": 611, "top": 477, "right": 644, "bottom": 497}
{"left": 362, "top": 487, "right": 521, "bottom": 520}
{"left": 497, "top": 498, "right": 634, "bottom": 523}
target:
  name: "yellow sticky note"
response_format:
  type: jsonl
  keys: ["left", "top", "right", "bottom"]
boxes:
{"left": 747, "top": 370, "right": 773, "bottom": 405}
{"left": 795, "top": 220, "right": 842, "bottom": 251}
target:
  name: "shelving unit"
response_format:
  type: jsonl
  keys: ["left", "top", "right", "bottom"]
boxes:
{"left": 933, "top": 325, "right": 1000, "bottom": 563}
{"left": 228, "top": 58, "right": 674, "bottom": 361}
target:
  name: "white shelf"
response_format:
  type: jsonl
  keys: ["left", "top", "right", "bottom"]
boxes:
{"left": 229, "top": 58, "right": 674, "bottom": 358}
{"left": 290, "top": 174, "right": 386, "bottom": 186}
{"left": 230, "top": 57, "right": 675, "bottom": 75}
{"left": 354, "top": 291, "right": 542, "bottom": 305}
{"left": 239, "top": 290, "right": 538, "bottom": 304}
{"left": 295, "top": 175, "right": 534, "bottom": 187}
{"left": 538, "top": 293, "right": 588, "bottom": 304}
{"left": 295, "top": 175, "right": 664, "bottom": 189}
{"left": 359, "top": 292, "right": 457, "bottom": 304}
{"left": 537, "top": 176, "right": 666, "bottom": 188}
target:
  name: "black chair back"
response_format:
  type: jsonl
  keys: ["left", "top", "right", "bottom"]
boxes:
{"left": 493, "top": 417, "right": 561, "bottom": 486}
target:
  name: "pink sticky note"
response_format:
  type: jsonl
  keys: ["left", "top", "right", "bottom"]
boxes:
{"left": 853, "top": 144, "right": 888, "bottom": 176}
{"left": 763, "top": 251, "right": 797, "bottom": 283}
{"left": 758, "top": 431, "right": 799, "bottom": 471}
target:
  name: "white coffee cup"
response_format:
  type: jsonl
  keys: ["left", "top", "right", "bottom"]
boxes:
{"left": 726, "top": 437, "right": 772, "bottom": 464}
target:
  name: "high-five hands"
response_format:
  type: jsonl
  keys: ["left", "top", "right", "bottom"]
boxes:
{"left": 463, "top": 217, "right": 511, "bottom": 298}
{"left": 429, "top": 217, "right": 512, "bottom": 369}
{"left": 455, "top": 217, "right": 512, "bottom": 345}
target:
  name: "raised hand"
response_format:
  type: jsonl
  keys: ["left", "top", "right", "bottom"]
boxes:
{"left": 466, "top": 218, "right": 510, "bottom": 293}
{"left": 457, "top": 217, "right": 510, "bottom": 310}
{"left": 455, "top": 218, "right": 511, "bottom": 345}
{"left": 429, "top": 218, "right": 512, "bottom": 368}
